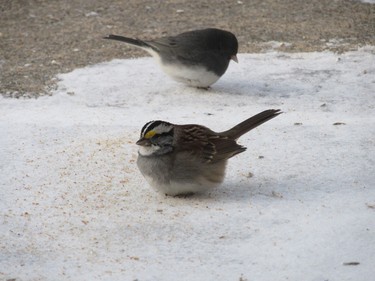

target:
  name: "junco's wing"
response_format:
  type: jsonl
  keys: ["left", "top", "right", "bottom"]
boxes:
{"left": 146, "top": 30, "right": 222, "bottom": 60}
{"left": 147, "top": 32, "right": 232, "bottom": 75}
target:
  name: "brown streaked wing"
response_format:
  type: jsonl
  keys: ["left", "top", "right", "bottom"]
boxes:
{"left": 176, "top": 125, "right": 246, "bottom": 164}
{"left": 206, "top": 135, "right": 246, "bottom": 163}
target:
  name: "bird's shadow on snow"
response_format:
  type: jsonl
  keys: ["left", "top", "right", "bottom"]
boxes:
{"left": 161, "top": 78, "right": 297, "bottom": 98}
{"left": 215, "top": 180, "right": 288, "bottom": 203}
{"left": 160, "top": 179, "right": 288, "bottom": 204}
{"left": 211, "top": 80, "right": 296, "bottom": 99}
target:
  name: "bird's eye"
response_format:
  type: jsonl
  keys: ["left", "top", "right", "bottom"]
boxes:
{"left": 149, "top": 134, "right": 161, "bottom": 144}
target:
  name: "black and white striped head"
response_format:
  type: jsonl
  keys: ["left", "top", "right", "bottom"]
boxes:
{"left": 136, "top": 121, "right": 174, "bottom": 156}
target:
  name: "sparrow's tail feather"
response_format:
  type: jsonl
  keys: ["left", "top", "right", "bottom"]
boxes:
{"left": 223, "top": 109, "right": 282, "bottom": 140}
{"left": 103, "top": 35, "right": 152, "bottom": 49}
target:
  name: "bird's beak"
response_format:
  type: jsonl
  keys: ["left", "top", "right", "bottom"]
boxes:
{"left": 136, "top": 138, "right": 151, "bottom": 146}
{"left": 231, "top": 55, "right": 238, "bottom": 63}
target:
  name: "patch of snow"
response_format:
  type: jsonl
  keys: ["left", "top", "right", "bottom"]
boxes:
{"left": 324, "top": 38, "right": 350, "bottom": 48}
{"left": 1, "top": 47, "right": 375, "bottom": 281}
{"left": 260, "top": 41, "right": 292, "bottom": 51}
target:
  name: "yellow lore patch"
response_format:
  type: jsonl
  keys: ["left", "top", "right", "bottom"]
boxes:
{"left": 144, "top": 130, "right": 156, "bottom": 139}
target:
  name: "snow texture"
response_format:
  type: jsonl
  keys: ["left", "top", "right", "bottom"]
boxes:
{"left": 1, "top": 47, "right": 375, "bottom": 281}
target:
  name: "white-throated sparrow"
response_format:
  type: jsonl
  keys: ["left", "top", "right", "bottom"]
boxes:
{"left": 136, "top": 109, "right": 281, "bottom": 196}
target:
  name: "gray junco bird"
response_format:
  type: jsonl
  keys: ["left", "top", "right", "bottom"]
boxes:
{"left": 104, "top": 28, "right": 238, "bottom": 88}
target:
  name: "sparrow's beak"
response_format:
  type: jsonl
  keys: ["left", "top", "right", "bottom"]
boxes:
{"left": 231, "top": 55, "right": 238, "bottom": 63}
{"left": 136, "top": 138, "right": 151, "bottom": 146}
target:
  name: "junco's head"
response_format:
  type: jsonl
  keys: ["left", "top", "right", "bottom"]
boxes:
{"left": 200, "top": 28, "right": 238, "bottom": 63}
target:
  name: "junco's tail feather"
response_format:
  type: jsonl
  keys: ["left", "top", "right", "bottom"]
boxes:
{"left": 104, "top": 35, "right": 152, "bottom": 50}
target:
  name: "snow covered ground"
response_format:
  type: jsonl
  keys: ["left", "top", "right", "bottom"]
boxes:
{"left": 1, "top": 47, "right": 375, "bottom": 281}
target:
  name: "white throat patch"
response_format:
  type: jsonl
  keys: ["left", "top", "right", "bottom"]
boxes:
{"left": 138, "top": 144, "right": 161, "bottom": 156}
